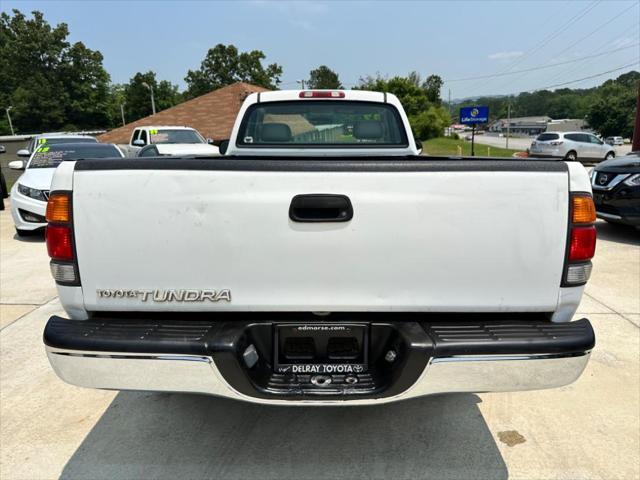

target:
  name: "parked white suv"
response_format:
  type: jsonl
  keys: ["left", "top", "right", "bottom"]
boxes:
{"left": 530, "top": 132, "right": 615, "bottom": 163}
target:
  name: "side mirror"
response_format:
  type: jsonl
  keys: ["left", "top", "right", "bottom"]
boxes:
{"left": 415, "top": 139, "right": 423, "bottom": 152}
{"left": 132, "top": 139, "right": 145, "bottom": 146}
{"left": 218, "top": 140, "right": 229, "bottom": 155}
{"left": 0, "top": 145, "right": 6, "bottom": 154}
{"left": 8, "top": 160, "right": 25, "bottom": 170}
{"left": 206, "top": 138, "right": 215, "bottom": 145}
{"left": 16, "top": 149, "right": 30, "bottom": 157}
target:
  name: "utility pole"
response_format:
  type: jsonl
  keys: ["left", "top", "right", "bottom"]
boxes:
{"left": 142, "top": 82, "right": 156, "bottom": 115}
{"left": 296, "top": 79, "right": 306, "bottom": 90}
{"left": 471, "top": 124, "right": 476, "bottom": 157}
{"left": 5, "top": 106, "right": 15, "bottom": 136}
{"left": 506, "top": 103, "right": 511, "bottom": 150}
{"left": 120, "top": 103, "right": 126, "bottom": 126}
{"left": 448, "top": 89, "right": 452, "bottom": 116}
{"left": 632, "top": 82, "right": 640, "bottom": 152}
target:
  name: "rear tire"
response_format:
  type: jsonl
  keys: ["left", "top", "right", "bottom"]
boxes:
{"left": 605, "top": 152, "right": 615, "bottom": 161}
{"left": 565, "top": 151, "right": 577, "bottom": 161}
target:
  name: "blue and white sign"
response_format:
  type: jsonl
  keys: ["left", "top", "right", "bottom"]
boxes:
{"left": 460, "top": 106, "right": 489, "bottom": 124}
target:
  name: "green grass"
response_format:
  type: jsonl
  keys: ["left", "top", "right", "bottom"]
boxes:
{"left": 422, "top": 137, "right": 520, "bottom": 158}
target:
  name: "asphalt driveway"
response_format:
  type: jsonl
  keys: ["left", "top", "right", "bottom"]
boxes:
{"left": 0, "top": 204, "right": 638, "bottom": 480}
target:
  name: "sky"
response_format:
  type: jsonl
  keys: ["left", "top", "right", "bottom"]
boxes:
{"left": 2, "top": 0, "right": 639, "bottom": 100}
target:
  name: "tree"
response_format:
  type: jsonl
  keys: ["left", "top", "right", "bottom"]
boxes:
{"left": 356, "top": 74, "right": 429, "bottom": 116}
{"left": 0, "top": 9, "right": 111, "bottom": 133}
{"left": 60, "top": 42, "right": 111, "bottom": 128}
{"left": 122, "top": 71, "right": 180, "bottom": 122}
{"left": 184, "top": 44, "right": 283, "bottom": 98}
{"left": 410, "top": 106, "right": 451, "bottom": 140}
{"left": 356, "top": 73, "right": 449, "bottom": 140}
{"left": 587, "top": 83, "right": 637, "bottom": 138}
{"left": 106, "top": 84, "right": 126, "bottom": 127}
{"left": 423, "top": 75, "right": 443, "bottom": 105}
{"left": 307, "top": 65, "right": 342, "bottom": 89}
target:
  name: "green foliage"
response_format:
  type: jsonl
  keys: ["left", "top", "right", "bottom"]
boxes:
{"left": 0, "top": 9, "right": 111, "bottom": 134}
{"left": 453, "top": 71, "right": 639, "bottom": 138}
{"left": 307, "top": 65, "right": 342, "bottom": 89}
{"left": 587, "top": 81, "right": 637, "bottom": 138}
{"left": 356, "top": 72, "right": 448, "bottom": 139}
{"left": 122, "top": 71, "right": 181, "bottom": 122}
{"left": 357, "top": 75, "right": 420, "bottom": 114}
{"left": 105, "top": 83, "right": 126, "bottom": 127}
{"left": 184, "top": 44, "right": 283, "bottom": 98}
{"left": 410, "top": 106, "right": 451, "bottom": 140}
{"left": 423, "top": 74, "right": 443, "bottom": 105}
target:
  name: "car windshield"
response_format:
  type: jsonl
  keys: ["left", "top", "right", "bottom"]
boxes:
{"left": 28, "top": 144, "right": 121, "bottom": 168}
{"left": 536, "top": 133, "right": 559, "bottom": 141}
{"left": 150, "top": 129, "right": 203, "bottom": 144}
{"left": 36, "top": 137, "right": 97, "bottom": 147}
{"left": 237, "top": 101, "right": 408, "bottom": 147}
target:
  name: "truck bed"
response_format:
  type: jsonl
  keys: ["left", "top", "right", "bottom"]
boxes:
{"left": 70, "top": 157, "right": 570, "bottom": 316}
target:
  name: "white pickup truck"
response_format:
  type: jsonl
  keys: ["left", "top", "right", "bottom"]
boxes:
{"left": 43, "top": 90, "right": 596, "bottom": 406}
{"left": 123, "top": 125, "right": 219, "bottom": 157}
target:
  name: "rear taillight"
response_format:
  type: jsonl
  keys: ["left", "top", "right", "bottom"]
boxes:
{"left": 46, "top": 224, "right": 73, "bottom": 260}
{"left": 46, "top": 192, "right": 79, "bottom": 285}
{"left": 563, "top": 193, "right": 596, "bottom": 286}
{"left": 569, "top": 227, "right": 597, "bottom": 261}
{"left": 299, "top": 91, "right": 345, "bottom": 98}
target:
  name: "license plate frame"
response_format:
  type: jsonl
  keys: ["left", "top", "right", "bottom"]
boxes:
{"left": 274, "top": 323, "right": 368, "bottom": 374}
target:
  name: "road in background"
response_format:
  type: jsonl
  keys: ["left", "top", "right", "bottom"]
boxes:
{"left": 0, "top": 204, "right": 638, "bottom": 479}
{"left": 467, "top": 134, "right": 633, "bottom": 156}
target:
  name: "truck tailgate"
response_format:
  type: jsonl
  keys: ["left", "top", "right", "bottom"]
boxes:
{"left": 71, "top": 160, "right": 569, "bottom": 314}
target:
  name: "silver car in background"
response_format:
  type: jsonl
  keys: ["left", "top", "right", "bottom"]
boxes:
{"left": 530, "top": 132, "right": 615, "bottom": 163}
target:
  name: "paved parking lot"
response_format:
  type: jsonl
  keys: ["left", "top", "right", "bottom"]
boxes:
{"left": 0, "top": 202, "right": 638, "bottom": 480}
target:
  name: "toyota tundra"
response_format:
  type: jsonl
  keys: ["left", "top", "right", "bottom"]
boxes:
{"left": 43, "top": 90, "right": 596, "bottom": 405}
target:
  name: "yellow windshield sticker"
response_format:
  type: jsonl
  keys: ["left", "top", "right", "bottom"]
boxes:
{"left": 149, "top": 129, "right": 158, "bottom": 134}
{"left": 38, "top": 138, "right": 47, "bottom": 144}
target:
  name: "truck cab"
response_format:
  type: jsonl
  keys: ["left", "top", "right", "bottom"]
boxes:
{"left": 129, "top": 126, "right": 209, "bottom": 149}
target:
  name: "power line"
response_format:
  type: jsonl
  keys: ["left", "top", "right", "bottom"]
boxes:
{"left": 498, "top": 3, "right": 639, "bottom": 93}
{"left": 551, "top": 2, "right": 638, "bottom": 61}
{"left": 541, "top": 22, "right": 639, "bottom": 85}
{"left": 464, "top": 0, "right": 600, "bottom": 93}
{"left": 499, "top": 0, "right": 601, "bottom": 72}
{"left": 444, "top": 43, "right": 638, "bottom": 83}
{"left": 534, "top": 60, "right": 639, "bottom": 91}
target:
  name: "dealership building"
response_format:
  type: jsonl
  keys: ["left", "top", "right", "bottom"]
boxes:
{"left": 488, "top": 116, "right": 587, "bottom": 136}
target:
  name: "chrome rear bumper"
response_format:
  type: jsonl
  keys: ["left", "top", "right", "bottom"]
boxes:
{"left": 45, "top": 319, "right": 594, "bottom": 405}
{"left": 46, "top": 348, "right": 591, "bottom": 406}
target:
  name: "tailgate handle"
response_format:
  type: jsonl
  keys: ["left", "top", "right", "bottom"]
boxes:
{"left": 289, "top": 194, "right": 353, "bottom": 223}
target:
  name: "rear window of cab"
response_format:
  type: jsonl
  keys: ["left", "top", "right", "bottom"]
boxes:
{"left": 237, "top": 101, "right": 408, "bottom": 148}
{"left": 536, "top": 133, "right": 560, "bottom": 141}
